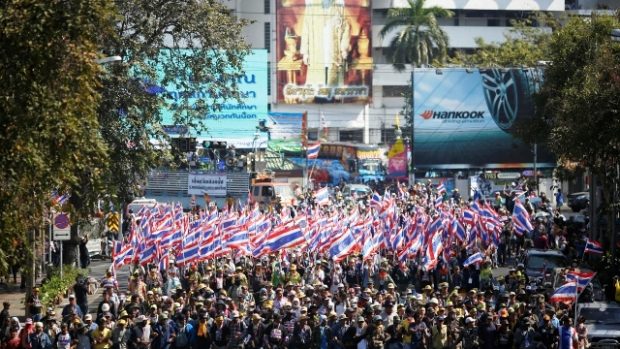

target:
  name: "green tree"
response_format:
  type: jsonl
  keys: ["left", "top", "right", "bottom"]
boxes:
{"left": 0, "top": 0, "right": 114, "bottom": 275}
{"left": 380, "top": 0, "right": 453, "bottom": 71}
{"left": 0, "top": 0, "right": 250, "bottom": 268}
{"left": 450, "top": 13, "right": 560, "bottom": 68}
{"left": 534, "top": 15, "right": 620, "bottom": 189}
{"left": 61, "top": 0, "right": 250, "bottom": 264}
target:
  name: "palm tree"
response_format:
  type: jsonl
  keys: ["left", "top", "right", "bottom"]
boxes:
{"left": 380, "top": 0, "right": 453, "bottom": 71}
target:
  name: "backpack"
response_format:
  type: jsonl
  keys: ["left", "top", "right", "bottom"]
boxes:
{"left": 175, "top": 325, "right": 189, "bottom": 348}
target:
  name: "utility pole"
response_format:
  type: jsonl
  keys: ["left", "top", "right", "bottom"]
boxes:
{"left": 533, "top": 143, "right": 538, "bottom": 192}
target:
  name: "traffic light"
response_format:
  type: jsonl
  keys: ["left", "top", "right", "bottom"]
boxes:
{"left": 171, "top": 137, "right": 196, "bottom": 152}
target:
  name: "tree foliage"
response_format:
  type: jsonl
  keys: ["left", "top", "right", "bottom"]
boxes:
{"left": 534, "top": 15, "right": 620, "bottom": 180}
{"left": 96, "top": 0, "right": 250, "bottom": 208}
{"left": 380, "top": 0, "right": 453, "bottom": 70}
{"left": 0, "top": 0, "right": 114, "bottom": 273}
{"left": 0, "top": 0, "right": 250, "bottom": 270}
{"left": 450, "top": 13, "right": 562, "bottom": 68}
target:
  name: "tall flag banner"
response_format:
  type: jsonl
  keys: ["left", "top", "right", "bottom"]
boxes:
{"left": 307, "top": 143, "right": 321, "bottom": 160}
{"left": 463, "top": 252, "right": 484, "bottom": 267}
{"left": 314, "top": 187, "right": 330, "bottom": 206}
{"left": 512, "top": 200, "right": 533, "bottom": 236}
{"left": 584, "top": 239, "right": 604, "bottom": 254}
{"left": 565, "top": 269, "right": 596, "bottom": 290}
{"left": 549, "top": 282, "right": 578, "bottom": 304}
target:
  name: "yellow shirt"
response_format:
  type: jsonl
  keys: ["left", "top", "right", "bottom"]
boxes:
{"left": 615, "top": 280, "right": 620, "bottom": 302}
{"left": 93, "top": 327, "right": 111, "bottom": 349}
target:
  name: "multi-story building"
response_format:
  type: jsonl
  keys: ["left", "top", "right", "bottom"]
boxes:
{"left": 222, "top": 0, "right": 620, "bottom": 146}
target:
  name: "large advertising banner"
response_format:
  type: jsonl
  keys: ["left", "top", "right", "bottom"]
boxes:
{"left": 276, "top": 0, "right": 372, "bottom": 104}
{"left": 413, "top": 68, "right": 555, "bottom": 169}
{"left": 159, "top": 49, "right": 268, "bottom": 148}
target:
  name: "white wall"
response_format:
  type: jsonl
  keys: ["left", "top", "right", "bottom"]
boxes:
{"left": 372, "top": 0, "right": 565, "bottom": 11}
{"left": 374, "top": 25, "right": 514, "bottom": 48}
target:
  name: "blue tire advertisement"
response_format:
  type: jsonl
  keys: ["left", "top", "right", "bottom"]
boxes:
{"left": 412, "top": 68, "right": 555, "bottom": 169}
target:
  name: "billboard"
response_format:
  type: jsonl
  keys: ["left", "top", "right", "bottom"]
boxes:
{"left": 276, "top": 0, "right": 372, "bottom": 104}
{"left": 188, "top": 174, "right": 227, "bottom": 196}
{"left": 413, "top": 68, "right": 555, "bottom": 169}
{"left": 266, "top": 112, "right": 305, "bottom": 141}
{"left": 159, "top": 49, "right": 268, "bottom": 148}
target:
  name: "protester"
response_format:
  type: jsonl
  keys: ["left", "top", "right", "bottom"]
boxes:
{"left": 4, "top": 181, "right": 607, "bottom": 349}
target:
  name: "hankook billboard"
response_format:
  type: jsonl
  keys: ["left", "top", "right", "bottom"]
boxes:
{"left": 276, "top": 0, "right": 372, "bottom": 104}
{"left": 413, "top": 68, "right": 555, "bottom": 169}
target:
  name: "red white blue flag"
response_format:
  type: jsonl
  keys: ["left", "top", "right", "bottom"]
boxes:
{"left": 307, "top": 143, "right": 321, "bottom": 160}
{"left": 550, "top": 282, "right": 578, "bottom": 304}
{"left": 584, "top": 239, "right": 604, "bottom": 254}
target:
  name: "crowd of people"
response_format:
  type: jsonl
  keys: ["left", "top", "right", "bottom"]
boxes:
{"left": 0, "top": 181, "right": 610, "bottom": 349}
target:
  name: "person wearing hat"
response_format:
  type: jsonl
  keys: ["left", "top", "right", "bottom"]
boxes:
{"left": 29, "top": 321, "right": 52, "bottom": 349}
{"left": 289, "top": 313, "right": 311, "bottom": 347}
{"left": 74, "top": 321, "right": 92, "bottom": 349}
{"left": 61, "top": 294, "right": 83, "bottom": 320}
{"left": 538, "top": 313, "right": 557, "bottom": 349}
{"left": 421, "top": 284, "right": 434, "bottom": 303}
{"left": 130, "top": 315, "right": 152, "bottom": 349}
{"left": 431, "top": 314, "right": 448, "bottom": 349}
{"left": 245, "top": 313, "right": 265, "bottom": 349}
{"left": 366, "top": 315, "right": 386, "bottom": 348}
{"left": 55, "top": 323, "right": 72, "bottom": 349}
{"left": 227, "top": 310, "right": 248, "bottom": 348}
{"left": 264, "top": 313, "right": 285, "bottom": 348}
{"left": 26, "top": 287, "right": 43, "bottom": 321}
{"left": 151, "top": 312, "right": 174, "bottom": 349}
{"left": 111, "top": 318, "right": 131, "bottom": 349}
{"left": 343, "top": 316, "right": 367, "bottom": 349}
{"left": 462, "top": 317, "right": 479, "bottom": 349}
{"left": 191, "top": 312, "right": 210, "bottom": 349}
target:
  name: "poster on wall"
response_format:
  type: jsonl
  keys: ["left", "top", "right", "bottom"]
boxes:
{"left": 413, "top": 68, "right": 555, "bottom": 169}
{"left": 276, "top": 0, "right": 372, "bottom": 104}
{"left": 157, "top": 49, "right": 269, "bottom": 148}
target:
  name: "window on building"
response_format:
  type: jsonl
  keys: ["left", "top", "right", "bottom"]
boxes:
{"left": 307, "top": 130, "right": 318, "bottom": 141}
{"left": 487, "top": 18, "right": 501, "bottom": 27}
{"left": 382, "top": 85, "right": 408, "bottom": 98}
{"left": 266, "top": 61, "right": 271, "bottom": 96}
{"left": 264, "top": 22, "right": 271, "bottom": 52}
{"left": 264, "top": 0, "right": 270, "bottom": 14}
{"left": 339, "top": 129, "right": 364, "bottom": 143}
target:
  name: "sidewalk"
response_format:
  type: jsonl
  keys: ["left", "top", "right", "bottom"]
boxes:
{"left": 0, "top": 277, "right": 39, "bottom": 321}
{"left": 0, "top": 260, "right": 110, "bottom": 322}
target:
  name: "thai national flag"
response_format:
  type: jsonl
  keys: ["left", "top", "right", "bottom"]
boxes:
{"left": 566, "top": 269, "right": 596, "bottom": 290}
{"left": 264, "top": 221, "right": 305, "bottom": 252}
{"left": 463, "top": 252, "right": 484, "bottom": 267}
{"left": 314, "top": 187, "right": 330, "bottom": 206}
{"left": 436, "top": 183, "right": 446, "bottom": 195}
{"left": 329, "top": 228, "right": 359, "bottom": 263}
{"left": 584, "top": 239, "right": 604, "bottom": 254}
{"left": 450, "top": 218, "right": 467, "bottom": 242}
{"left": 512, "top": 200, "right": 533, "bottom": 236}
{"left": 461, "top": 209, "right": 476, "bottom": 226}
{"left": 370, "top": 192, "right": 382, "bottom": 210}
{"left": 307, "top": 143, "right": 321, "bottom": 159}
{"left": 549, "top": 282, "right": 578, "bottom": 304}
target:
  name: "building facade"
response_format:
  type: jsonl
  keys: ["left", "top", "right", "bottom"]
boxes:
{"left": 221, "top": 0, "right": 612, "bottom": 146}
